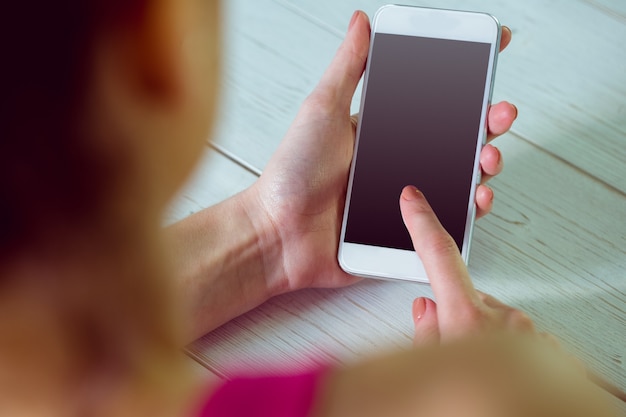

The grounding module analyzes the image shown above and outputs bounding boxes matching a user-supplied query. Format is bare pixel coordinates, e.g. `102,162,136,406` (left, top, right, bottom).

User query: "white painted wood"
216,0,626,192
582,0,626,19
209,0,346,173
188,136,626,390
164,147,257,225
184,354,220,384
178,0,626,407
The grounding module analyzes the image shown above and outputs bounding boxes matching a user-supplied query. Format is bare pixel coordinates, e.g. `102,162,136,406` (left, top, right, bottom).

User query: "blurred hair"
0,1,191,414
0,0,149,259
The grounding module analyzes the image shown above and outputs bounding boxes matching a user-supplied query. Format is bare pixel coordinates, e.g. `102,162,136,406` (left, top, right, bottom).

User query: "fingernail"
413,298,426,320
495,146,503,167
401,186,422,201
503,26,512,37
349,11,360,31
512,104,518,119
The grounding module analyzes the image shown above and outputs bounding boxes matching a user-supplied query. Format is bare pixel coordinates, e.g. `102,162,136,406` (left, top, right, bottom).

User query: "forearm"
166,187,286,341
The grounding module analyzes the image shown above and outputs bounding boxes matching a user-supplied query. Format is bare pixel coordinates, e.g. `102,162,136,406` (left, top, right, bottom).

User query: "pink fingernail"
401,186,422,201
413,298,426,320
494,146,503,166
349,11,360,31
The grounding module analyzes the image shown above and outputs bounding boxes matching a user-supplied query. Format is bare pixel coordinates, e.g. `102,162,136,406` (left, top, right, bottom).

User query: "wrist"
166,187,287,340
238,185,291,298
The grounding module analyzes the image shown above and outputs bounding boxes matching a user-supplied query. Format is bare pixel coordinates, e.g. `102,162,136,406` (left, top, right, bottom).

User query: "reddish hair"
0,1,192,414
0,1,149,260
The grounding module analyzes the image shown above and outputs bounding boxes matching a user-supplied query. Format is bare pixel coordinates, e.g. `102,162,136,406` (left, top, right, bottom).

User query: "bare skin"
310,186,615,417
2,0,614,414
168,12,518,341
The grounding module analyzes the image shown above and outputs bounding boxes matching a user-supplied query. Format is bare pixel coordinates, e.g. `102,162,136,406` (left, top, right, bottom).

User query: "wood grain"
174,0,626,408
165,147,257,225
218,0,626,191
188,135,626,386
582,0,626,20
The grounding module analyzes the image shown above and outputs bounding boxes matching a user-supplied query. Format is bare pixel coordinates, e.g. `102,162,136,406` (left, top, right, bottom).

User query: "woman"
0,0,612,416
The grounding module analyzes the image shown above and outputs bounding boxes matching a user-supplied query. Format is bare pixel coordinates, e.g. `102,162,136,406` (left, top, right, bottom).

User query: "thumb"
412,297,440,345
315,11,370,110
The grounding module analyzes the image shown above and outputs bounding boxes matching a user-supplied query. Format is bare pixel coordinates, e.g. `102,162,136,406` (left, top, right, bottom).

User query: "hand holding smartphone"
338,5,501,282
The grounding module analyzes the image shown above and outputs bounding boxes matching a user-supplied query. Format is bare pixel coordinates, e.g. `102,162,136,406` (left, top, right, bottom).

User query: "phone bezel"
338,5,501,283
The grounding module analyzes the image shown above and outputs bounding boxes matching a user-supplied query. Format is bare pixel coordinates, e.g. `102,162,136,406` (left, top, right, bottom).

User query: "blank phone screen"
344,33,492,251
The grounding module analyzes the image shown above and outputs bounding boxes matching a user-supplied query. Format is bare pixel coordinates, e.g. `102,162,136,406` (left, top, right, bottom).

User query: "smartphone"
338,5,501,282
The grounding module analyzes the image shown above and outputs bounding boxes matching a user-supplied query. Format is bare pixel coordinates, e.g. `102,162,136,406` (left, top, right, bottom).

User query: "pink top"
197,369,325,417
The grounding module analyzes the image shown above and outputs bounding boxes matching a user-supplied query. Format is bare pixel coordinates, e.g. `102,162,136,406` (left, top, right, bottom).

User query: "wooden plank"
165,147,257,225
188,135,626,389
216,0,626,192
184,354,221,384
210,0,351,173
179,0,626,406
582,0,626,20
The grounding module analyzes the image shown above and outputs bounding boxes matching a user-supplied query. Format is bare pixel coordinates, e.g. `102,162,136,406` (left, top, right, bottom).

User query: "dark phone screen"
344,33,492,251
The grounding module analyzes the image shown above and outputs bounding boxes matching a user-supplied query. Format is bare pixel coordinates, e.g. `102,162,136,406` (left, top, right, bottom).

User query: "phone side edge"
460,13,501,265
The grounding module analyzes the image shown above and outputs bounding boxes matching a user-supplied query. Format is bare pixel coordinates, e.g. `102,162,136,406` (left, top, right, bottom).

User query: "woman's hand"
248,11,516,293
400,185,536,343
401,185,590,379
170,12,516,339
314,187,609,417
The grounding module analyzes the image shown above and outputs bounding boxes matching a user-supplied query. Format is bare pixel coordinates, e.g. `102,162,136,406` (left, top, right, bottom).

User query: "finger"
315,11,370,110
350,113,359,132
479,144,503,184
477,290,508,308
399,186,478,309
538,332,561,350
412,297,440,345
478,291,535,332
499,26,512,52
507,309,535,333
567,353,587,376
486,101,517,143
475,185,494,219
588,369,626,402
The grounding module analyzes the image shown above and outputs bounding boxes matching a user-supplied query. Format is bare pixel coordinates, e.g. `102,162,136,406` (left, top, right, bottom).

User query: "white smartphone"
338,5,501,282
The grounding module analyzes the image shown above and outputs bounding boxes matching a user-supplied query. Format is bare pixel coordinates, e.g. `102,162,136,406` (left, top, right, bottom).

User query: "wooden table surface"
167,0,626,408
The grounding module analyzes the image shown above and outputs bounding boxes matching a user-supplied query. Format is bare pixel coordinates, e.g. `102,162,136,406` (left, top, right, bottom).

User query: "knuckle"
350,114,359,130
478,291,503,308
303,90,339,117
477,290,491,302
423,231,459,258
456,304,486,328
539,332,561,349
508,309,534,332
